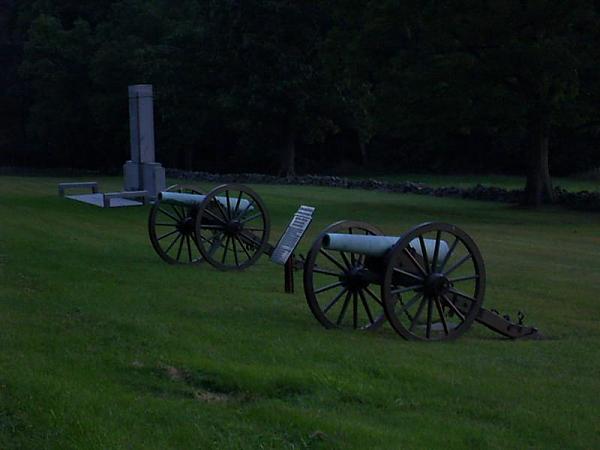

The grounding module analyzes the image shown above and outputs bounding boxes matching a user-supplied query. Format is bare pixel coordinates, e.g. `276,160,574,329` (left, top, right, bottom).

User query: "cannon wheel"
381,222,486,341
304,220,387,331
148,185,205,265
195,184,270,271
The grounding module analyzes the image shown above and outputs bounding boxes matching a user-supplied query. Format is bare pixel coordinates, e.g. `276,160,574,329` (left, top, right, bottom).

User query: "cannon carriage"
303,220,540,341
148,183,314,289
148,183,271,270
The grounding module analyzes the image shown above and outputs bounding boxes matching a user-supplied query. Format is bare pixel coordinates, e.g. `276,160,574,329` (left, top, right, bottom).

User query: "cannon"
148,183,272,270
303,220,541,341
148,183,314,281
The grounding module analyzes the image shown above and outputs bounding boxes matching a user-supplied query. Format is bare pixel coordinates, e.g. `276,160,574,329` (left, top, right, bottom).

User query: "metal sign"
271,205,315,265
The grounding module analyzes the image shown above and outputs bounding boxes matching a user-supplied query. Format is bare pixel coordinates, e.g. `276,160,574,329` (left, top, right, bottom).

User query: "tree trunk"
358,137,368,166
525,124,554,207
279,117,296,177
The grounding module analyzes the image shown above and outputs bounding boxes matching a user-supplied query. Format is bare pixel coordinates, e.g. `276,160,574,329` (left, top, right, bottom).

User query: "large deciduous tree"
423,1,600,206
435,0,600,205
321,0,376,166
331,1,600,205
225,0,334,176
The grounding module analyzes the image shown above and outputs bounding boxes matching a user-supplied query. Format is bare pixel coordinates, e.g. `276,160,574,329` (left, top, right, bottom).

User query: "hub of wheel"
341,266,370,292
224,219,242,236
423,273,451,297
177,217,195,235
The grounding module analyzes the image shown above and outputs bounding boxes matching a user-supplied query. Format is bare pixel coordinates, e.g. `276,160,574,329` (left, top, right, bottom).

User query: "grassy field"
1,176,599,449
350,173,600,192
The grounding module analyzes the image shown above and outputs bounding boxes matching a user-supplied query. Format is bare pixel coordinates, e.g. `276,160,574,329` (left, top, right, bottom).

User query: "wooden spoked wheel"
382,222,486,341
194,184,270,271
304,220,387,331
148,185,205,264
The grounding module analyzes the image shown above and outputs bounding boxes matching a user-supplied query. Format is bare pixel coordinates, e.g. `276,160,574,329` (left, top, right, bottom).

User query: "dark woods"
1,0,600,205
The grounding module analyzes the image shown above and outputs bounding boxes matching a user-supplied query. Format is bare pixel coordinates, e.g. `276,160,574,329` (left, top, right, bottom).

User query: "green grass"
349,173,600,192
1,176,599,449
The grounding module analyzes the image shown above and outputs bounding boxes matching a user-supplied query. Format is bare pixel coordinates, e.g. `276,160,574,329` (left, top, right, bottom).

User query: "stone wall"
165,169,600,211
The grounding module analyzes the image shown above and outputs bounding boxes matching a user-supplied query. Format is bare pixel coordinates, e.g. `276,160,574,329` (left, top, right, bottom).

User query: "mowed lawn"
0,176,599,449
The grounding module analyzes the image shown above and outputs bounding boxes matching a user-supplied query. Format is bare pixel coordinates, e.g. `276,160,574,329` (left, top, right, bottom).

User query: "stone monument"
123,84,165,199
58,84,165,207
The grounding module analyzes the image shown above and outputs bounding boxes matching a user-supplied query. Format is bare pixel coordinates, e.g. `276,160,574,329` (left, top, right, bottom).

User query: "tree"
92,0,215,171
223,0,335,176
328,1,600,204
20,14,95,167
8,0,600,184
321,0,376,166
421,1,600,206
0,0,24,165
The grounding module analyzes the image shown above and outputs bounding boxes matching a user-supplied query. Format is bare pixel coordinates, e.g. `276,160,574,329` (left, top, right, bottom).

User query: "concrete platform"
66,193,143,208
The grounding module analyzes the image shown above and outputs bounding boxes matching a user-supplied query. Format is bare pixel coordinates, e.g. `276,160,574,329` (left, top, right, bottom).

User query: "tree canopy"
1,0,599,204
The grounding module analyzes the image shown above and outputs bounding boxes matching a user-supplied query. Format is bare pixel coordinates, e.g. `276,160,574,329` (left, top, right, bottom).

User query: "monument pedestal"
123,161,165,199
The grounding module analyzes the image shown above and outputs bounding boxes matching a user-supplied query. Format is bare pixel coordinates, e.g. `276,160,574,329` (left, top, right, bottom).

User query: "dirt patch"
193,390,230,403
147,364,309,404
152,364,251,403
163,365,185,382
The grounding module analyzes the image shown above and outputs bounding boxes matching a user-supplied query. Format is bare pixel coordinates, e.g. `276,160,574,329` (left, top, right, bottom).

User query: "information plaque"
270,205,315,265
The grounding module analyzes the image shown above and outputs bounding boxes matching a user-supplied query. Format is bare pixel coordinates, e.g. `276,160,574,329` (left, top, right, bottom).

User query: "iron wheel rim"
304,220,387,331
195,184,270,271
382,222,486,341
148,185,205,265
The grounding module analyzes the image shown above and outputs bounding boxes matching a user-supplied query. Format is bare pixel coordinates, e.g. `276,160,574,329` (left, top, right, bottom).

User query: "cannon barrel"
323,233,449,259
158,191,253,211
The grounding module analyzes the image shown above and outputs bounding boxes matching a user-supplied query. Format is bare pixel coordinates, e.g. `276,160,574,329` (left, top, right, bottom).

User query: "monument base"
123,160,165,199
65,193,144,208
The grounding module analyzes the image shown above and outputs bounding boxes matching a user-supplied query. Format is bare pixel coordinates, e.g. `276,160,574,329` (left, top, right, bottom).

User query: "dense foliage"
1,0,600,203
